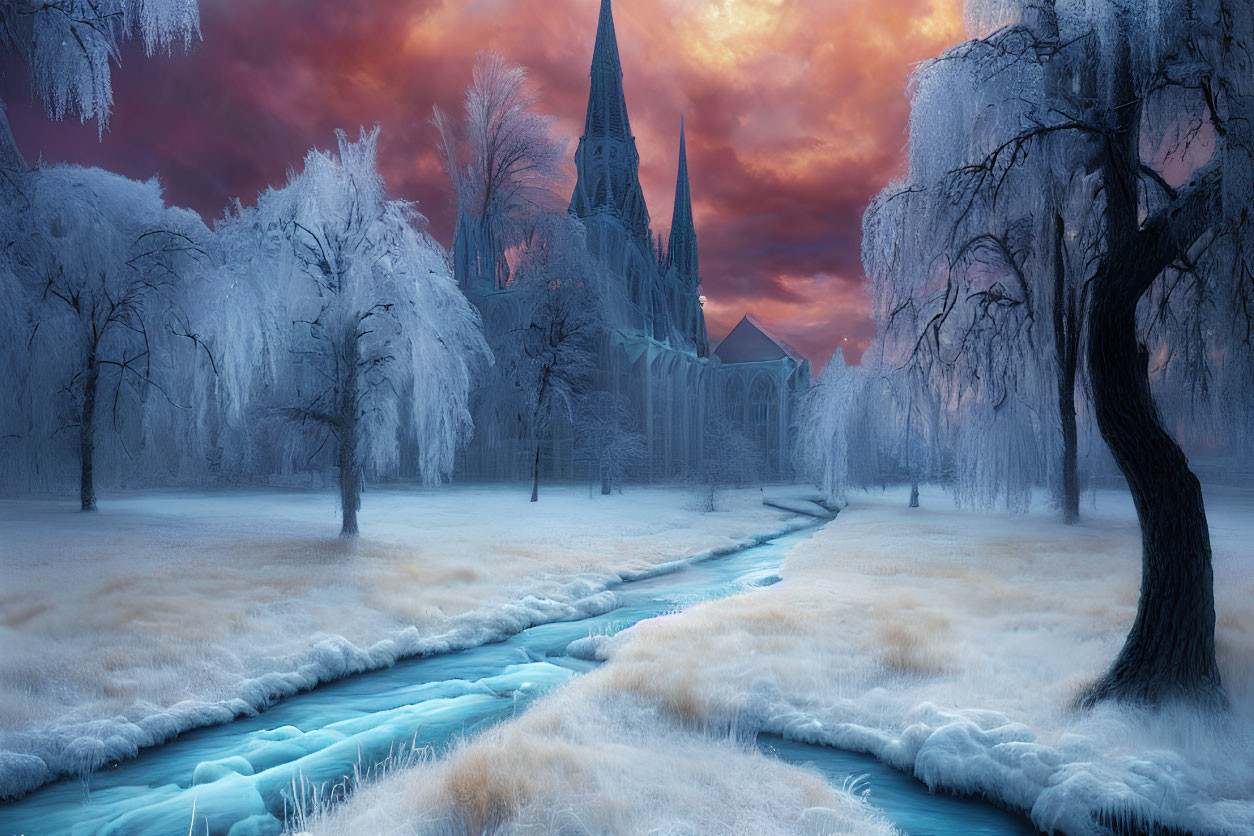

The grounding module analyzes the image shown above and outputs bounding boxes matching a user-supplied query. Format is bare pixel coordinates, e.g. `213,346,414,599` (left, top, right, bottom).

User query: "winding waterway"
0,524,1037,835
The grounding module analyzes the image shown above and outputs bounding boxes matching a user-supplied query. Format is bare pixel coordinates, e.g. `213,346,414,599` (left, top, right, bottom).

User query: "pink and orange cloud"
1,0,965,367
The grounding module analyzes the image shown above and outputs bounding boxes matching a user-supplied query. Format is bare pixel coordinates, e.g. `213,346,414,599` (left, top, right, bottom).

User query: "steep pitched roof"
713,315,805,364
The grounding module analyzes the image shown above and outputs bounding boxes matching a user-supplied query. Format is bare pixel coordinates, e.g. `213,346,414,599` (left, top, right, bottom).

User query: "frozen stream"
0,525,1036,835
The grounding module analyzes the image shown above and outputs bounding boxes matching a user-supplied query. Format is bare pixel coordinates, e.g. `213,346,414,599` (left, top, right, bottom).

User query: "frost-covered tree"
499,213,602,502
878,0,1254,706
888,367,940,510
795,349,865,505
575,391,645,496
216,127,488,536
859,259,954,510
1073,0,1250,708
863,23,1101,520
693,417,763,513
0,103,29,466
434,51,566,290
844,367,897,494
0,0,200,133
3,164,211,508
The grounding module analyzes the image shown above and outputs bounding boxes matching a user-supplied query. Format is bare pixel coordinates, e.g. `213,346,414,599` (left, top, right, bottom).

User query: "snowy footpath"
309,486,1254,836
0,483,808,800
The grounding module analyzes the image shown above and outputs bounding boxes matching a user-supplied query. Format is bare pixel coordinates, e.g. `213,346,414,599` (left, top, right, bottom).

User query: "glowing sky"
1,0,965,366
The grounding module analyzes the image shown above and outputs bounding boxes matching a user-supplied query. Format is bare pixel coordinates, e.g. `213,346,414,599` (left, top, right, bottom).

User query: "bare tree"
498,213,601,503
433,51,566,290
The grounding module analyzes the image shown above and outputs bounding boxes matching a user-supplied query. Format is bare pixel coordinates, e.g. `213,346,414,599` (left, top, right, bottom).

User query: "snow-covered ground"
299,671,899,836
0,483,806,800
312,486,1254,835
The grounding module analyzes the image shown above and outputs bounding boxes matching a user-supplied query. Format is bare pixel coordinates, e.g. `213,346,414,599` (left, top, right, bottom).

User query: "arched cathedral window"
749,374,779,466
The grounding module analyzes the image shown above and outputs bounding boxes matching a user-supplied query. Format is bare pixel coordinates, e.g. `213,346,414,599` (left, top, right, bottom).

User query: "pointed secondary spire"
584,0,632,140
666,116,698,279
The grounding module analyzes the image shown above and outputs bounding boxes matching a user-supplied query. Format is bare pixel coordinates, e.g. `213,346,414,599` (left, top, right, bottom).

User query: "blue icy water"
0,526,1037,835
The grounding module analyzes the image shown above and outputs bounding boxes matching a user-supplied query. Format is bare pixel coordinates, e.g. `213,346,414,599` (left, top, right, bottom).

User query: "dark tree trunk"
530,442,541,502
1084,262,1222,707
1082,40,1222,706
531,370,552,503
1052,212,1080,524
79,356,99,512
337,427,360,538
600,464,611,496
906,397,919,508
338,333,361,538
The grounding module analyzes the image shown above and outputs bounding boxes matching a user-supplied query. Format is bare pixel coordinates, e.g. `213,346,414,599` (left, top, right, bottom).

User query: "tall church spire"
666,116,698,279
570,0,650,236
584,0,631,140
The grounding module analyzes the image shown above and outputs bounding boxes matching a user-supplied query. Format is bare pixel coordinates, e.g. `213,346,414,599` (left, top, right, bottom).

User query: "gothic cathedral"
458,0,809,484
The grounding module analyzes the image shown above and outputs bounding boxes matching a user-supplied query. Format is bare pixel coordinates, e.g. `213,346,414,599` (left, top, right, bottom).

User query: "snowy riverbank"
311,485,1254,835
583,486,1254,834
0,483,808,800
300,673,901,836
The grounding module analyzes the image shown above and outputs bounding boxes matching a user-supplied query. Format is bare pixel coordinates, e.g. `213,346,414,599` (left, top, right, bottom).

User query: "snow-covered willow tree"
216,127,488,536
433,50,566,290
859,230,959,511
842,366,898,493
0,0,206,501
0,0,200,133
887,363,948,509
1,164,212,508
876,0,1254,707
863,11,1105,520
795,349,865,505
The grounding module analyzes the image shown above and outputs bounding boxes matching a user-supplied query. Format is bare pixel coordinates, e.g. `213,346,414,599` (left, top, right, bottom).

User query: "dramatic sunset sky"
1,0,966,367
